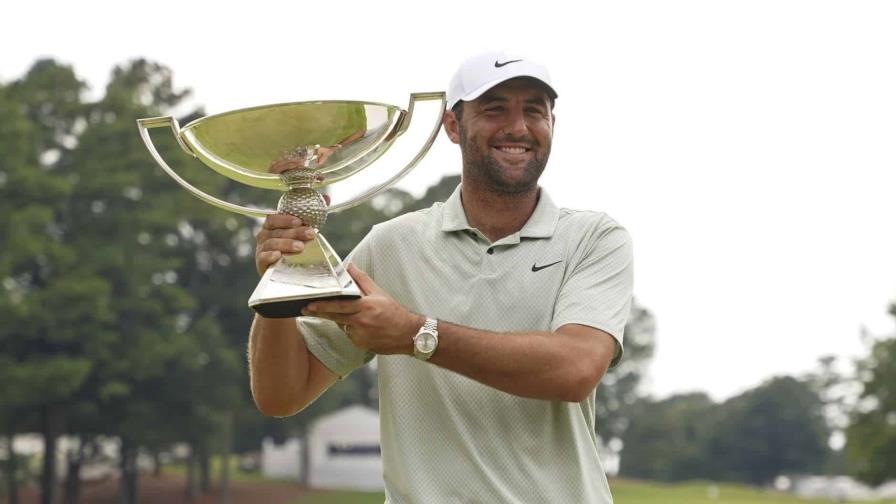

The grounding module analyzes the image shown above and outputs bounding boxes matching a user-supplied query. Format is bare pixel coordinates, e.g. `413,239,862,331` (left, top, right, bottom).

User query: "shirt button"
487,248,494,255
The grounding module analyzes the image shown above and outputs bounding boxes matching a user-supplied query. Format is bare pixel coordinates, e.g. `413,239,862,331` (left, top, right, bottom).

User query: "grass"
162,456,282,485
611,479,896,503
290,480,896,504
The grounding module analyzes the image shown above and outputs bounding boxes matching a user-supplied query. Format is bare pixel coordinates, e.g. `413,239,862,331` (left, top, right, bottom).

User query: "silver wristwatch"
412,317,439,361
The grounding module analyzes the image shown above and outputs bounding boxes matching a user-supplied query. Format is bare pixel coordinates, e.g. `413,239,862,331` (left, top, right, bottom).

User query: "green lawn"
291,480,896,504
163,457,276,484
612,479,896,503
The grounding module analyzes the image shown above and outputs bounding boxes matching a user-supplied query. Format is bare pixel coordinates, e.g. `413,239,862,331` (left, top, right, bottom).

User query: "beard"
459,126,550,195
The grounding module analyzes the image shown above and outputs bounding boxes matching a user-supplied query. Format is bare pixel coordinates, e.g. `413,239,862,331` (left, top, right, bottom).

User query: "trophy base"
251,294,361,319
248,234,362,318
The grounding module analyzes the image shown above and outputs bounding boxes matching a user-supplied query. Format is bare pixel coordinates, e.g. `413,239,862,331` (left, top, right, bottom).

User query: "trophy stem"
251,163,360,318
277,148,327,228
249,233,361,318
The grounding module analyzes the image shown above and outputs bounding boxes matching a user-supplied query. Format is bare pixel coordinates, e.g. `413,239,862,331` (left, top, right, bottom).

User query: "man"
249,52,633,503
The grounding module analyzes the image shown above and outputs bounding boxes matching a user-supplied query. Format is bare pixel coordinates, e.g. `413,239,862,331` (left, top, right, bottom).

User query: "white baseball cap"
446,51,558,110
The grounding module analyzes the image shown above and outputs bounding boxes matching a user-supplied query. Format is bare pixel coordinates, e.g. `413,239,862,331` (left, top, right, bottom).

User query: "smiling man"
249,52,634,503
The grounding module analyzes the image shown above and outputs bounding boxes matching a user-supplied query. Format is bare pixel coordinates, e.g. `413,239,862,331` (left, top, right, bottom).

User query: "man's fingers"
258,238,306,254
305,300,361,315
309,313,353,326
262,214,303,230
262,226,317,241
347,263,383,296
256,250,282,274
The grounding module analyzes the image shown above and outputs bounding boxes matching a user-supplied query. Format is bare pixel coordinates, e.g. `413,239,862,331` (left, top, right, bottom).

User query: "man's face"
446,78,555,194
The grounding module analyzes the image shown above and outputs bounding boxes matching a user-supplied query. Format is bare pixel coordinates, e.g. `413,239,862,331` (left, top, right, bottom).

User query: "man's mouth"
493,145,532,154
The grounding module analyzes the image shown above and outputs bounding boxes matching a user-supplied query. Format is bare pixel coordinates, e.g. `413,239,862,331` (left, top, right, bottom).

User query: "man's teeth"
496,146,528,154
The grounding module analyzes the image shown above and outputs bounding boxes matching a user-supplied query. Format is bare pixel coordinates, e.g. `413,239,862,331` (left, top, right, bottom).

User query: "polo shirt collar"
440,184,560,239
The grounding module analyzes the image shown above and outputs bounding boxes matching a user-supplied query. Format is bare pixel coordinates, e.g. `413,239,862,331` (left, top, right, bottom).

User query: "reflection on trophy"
137,93,446,317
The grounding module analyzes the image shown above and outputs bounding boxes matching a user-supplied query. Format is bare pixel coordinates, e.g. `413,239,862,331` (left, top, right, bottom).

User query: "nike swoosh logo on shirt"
531,260,562,272
494,59,523,68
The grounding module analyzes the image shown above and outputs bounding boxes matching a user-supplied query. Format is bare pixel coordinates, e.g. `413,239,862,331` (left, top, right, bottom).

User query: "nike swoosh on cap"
494,59,523,68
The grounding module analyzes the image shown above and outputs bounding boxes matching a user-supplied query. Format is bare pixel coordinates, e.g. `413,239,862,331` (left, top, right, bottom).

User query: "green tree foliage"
846,306,896,486
0,58,259,503
596,301,656,443
705,376,830,485
619,393,715,481
621,377,830,485
0,59,110,504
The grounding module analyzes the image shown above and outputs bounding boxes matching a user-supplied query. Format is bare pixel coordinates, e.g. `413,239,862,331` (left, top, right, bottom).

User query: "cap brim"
455,76,558,108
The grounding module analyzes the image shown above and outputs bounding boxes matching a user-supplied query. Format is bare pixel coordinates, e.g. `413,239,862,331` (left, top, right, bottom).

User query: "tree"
0,59,110,504
619,392,715,480
0,57,262,504
705,376,830,485
595,301,656,445
845,303,896,485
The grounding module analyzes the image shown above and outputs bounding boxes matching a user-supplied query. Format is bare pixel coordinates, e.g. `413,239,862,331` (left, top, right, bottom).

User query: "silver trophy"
137,93,445,317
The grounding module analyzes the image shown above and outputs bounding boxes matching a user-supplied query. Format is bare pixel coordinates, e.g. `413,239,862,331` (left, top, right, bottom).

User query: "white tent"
308,405,383,490
261,437,302,480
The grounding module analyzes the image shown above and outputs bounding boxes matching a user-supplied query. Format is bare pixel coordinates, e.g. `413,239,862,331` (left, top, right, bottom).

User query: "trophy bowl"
137,92,446,318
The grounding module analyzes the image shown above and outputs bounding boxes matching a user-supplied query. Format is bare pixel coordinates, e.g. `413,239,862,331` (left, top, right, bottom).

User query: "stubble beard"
459,125,550,195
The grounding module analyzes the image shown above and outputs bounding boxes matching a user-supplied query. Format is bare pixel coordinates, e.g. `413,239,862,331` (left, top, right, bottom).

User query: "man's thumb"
347,263,382,296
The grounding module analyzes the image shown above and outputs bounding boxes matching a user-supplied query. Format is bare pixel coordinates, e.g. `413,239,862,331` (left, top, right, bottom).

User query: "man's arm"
304,264,618,403
429,322,616,402
248,213,338,417
248,315,337,417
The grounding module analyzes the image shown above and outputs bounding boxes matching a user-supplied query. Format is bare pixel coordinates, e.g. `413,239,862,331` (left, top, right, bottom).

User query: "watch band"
413,317,439,360
421,317,438,333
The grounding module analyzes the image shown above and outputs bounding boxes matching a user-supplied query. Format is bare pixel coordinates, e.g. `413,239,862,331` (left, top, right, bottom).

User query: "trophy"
137,92,446,318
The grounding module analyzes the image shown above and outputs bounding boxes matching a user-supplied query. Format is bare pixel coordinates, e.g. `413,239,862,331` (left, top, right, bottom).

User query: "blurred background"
2,1,895,503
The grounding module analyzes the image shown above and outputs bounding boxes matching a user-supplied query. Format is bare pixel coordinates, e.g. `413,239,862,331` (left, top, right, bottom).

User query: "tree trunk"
185,444,199,502
152,449,162,477
63,437,85,504
119,438,138,504
199,444,210,494
299,424,310,487
359,364,378,408
4,423,18,504
40,404,63,504
217,414,232,504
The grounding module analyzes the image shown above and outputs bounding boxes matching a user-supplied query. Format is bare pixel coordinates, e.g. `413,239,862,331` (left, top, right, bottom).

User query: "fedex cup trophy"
137,92,446,317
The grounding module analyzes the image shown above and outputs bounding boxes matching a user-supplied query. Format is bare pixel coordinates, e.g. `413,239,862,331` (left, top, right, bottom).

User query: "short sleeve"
551,222,633,368
299,232,377,378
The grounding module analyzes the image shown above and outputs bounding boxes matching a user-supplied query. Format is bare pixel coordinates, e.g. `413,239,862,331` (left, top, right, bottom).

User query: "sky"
4,0,895,401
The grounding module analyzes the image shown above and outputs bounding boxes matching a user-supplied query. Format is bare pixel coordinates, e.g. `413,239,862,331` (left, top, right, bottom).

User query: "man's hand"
254,214,319,276
302,264,424,355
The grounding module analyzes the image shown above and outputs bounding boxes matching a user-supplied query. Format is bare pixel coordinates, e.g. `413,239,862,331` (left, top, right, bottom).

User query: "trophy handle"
327,91,446,213
137,116,274,219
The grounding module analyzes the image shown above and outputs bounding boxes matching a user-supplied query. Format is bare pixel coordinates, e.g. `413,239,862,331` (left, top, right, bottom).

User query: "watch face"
415,332,437,353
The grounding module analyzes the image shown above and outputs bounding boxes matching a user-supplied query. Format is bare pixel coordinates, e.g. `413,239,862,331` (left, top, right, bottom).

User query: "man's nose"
503,108,528,137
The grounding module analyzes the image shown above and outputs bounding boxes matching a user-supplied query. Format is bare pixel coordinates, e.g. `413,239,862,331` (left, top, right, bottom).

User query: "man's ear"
443,109,461,144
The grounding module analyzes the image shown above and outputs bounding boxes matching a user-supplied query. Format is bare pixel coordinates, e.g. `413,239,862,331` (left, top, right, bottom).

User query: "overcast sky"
4,0,895,401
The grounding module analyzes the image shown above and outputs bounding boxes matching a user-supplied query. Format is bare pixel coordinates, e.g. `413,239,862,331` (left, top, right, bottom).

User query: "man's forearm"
428,321,615,402
248,315,309,416
302,266,616,403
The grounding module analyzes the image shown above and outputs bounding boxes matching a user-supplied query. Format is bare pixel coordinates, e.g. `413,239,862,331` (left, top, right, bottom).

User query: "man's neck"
460,182,539,243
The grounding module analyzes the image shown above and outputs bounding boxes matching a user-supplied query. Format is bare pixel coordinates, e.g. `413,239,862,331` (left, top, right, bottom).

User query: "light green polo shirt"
299,184,633,503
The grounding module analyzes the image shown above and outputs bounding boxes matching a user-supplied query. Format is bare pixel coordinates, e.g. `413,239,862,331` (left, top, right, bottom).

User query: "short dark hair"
451,102,465,122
